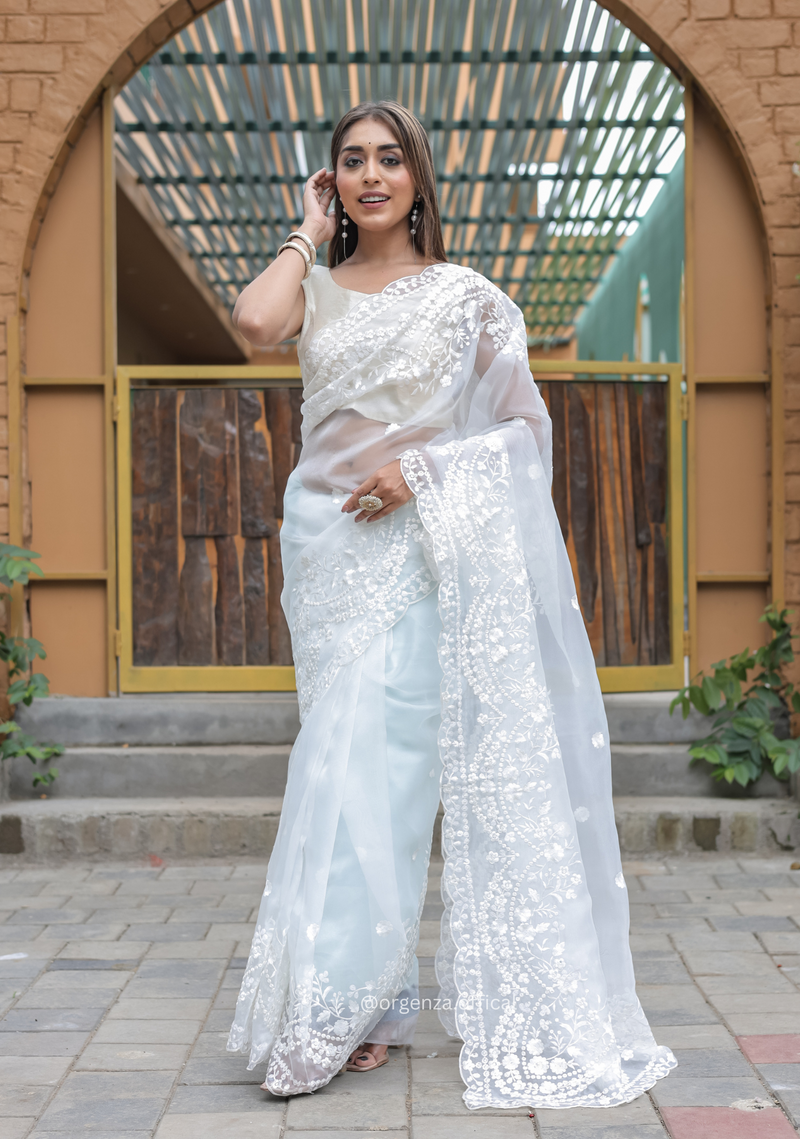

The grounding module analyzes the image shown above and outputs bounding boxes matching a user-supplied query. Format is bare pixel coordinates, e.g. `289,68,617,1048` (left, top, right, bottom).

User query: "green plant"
670,605,800,788
0,543,63,788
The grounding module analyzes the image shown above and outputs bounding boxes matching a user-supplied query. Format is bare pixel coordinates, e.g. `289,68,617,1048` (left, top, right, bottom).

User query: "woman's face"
335,117,417,234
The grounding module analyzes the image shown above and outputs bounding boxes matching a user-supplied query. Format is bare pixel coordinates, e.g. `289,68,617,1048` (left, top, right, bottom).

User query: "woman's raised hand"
342,459,414,522
302,168,337,248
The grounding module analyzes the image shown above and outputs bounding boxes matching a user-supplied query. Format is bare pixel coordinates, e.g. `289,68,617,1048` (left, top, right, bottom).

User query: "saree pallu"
228,263,676,1108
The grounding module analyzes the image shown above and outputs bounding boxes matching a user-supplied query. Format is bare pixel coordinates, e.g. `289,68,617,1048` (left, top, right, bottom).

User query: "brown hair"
327,101,447,268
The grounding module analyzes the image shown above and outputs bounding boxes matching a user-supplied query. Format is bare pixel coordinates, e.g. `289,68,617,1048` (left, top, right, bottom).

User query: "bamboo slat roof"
115,0,684,345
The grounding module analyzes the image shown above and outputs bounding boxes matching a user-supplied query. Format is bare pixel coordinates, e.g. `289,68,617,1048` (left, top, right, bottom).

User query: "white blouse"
299,264,451,429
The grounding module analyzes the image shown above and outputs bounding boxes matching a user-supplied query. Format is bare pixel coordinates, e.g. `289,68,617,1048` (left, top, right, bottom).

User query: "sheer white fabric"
228,262,676,1108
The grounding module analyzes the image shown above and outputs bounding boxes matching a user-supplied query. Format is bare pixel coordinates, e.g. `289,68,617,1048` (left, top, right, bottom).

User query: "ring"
358,494,383,513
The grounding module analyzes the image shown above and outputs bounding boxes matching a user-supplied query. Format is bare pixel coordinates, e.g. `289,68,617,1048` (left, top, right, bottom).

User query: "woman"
227,100,676,1109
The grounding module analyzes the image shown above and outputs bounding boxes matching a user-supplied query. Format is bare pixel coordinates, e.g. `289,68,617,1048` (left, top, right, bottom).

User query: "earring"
342,205,349,259
410,199,419,261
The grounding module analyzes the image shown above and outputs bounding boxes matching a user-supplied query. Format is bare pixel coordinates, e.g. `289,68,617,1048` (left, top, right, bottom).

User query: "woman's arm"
232,169,337,348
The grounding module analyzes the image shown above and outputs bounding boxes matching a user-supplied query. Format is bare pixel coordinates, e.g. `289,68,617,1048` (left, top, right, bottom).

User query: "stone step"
1,795,797,861
5,741,790,803
16,693,301,747
609,744,791,799
16,691,706,748
7,745,291,800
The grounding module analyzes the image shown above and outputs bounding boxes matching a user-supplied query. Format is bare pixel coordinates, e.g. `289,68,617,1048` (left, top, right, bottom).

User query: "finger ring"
358,494,383,513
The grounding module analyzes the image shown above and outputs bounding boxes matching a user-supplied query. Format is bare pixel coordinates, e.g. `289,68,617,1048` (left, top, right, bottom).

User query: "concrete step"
5,741,790,803
7,745,291,800
16,693,301,747
1,795,797,862
610,744,791,798
16,691,706,748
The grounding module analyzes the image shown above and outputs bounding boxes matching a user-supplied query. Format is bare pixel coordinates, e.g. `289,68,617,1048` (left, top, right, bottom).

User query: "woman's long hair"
327,101,447,267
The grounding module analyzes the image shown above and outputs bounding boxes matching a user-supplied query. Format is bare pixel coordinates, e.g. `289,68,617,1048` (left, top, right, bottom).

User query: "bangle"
277,239,312,279
287,231,317,265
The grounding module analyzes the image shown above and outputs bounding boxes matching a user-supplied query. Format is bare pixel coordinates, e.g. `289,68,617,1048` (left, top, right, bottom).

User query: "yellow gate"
116,360,684,694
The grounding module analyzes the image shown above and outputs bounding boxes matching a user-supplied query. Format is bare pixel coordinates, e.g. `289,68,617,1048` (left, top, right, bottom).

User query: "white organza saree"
227,262,676,1108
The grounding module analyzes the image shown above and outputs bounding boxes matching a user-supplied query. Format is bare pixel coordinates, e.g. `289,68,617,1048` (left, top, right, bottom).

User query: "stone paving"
0,853,799,1138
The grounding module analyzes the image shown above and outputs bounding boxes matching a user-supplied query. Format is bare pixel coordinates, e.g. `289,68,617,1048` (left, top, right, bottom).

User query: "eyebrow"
341,142,402,153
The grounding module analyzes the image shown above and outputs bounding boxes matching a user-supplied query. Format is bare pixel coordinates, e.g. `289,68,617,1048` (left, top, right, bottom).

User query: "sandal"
344,1044,389,1072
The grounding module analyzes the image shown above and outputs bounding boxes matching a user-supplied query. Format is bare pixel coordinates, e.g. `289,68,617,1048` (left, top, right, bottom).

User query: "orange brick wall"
0,0,798,615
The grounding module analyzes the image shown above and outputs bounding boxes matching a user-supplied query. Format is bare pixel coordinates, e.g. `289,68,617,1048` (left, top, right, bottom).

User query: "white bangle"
287,231,317,264
277,239,312,279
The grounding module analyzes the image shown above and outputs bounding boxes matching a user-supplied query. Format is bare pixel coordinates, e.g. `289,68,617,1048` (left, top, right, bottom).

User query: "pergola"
115,0,684,346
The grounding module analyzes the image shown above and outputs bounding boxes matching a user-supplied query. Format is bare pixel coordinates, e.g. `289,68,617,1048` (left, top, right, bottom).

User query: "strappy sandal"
344,1045,389,1072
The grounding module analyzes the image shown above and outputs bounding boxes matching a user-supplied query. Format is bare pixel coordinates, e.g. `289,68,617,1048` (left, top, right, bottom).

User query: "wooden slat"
131,390,179,666
266,387,294,519
243,537,270,665
238,389,277,537
548,382,569,541
214,535,245,665
567,384,597,623
178,536,213,665
180,388,239,537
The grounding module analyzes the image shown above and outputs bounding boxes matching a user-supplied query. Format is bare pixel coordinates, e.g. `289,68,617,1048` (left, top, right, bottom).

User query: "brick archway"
0,0,795,634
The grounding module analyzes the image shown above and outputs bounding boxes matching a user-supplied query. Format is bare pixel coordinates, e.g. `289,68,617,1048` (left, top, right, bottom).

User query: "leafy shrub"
0,543,63,788
670,605,800,787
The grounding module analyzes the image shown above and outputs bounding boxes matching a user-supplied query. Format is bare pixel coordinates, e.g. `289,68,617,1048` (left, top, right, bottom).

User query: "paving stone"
30,1133,151,1139
686,890,766,904
411,1057,462,1082
161,867,235,881
738,1035,800,1064
671,931,761,952
116,880,191,895
57,941,151,960
167,1083,283,1112
122,924,210,942
123,976,221,1001
155,1112,283,1137
651,1075,772,1107
667,1048,753,1077
0,1055,72,1084
76,1042,191,1070
757,1065,800,1126
35,1071,177,1131
0,1008,106,1032
725,1014,800,1035
93,1019,203,1046
660,1105,798,1139
89,907,173,924
537,1127,666,1138
708,916,799,932
15,986,122,1009
408,1032,465,1058
14,870,91,884
761,932,800,954
188,1031,230,1057
42,923,129,941
169,908,252,924
179,1056,257,1084
206,924,255,940
203,1008,236,1032
534,1096,662,1126
0,1031,89,1056
0,1121,37,1139
0,1084,54,1114
0,958,44,978
28,969,131,989
707,992,800,1013
40,880,121,896
635,985,719,1025
735,901,800,917
145,941,235,960
412,1082,530,1115
681,952,780,976
695,973,797,995
6,908,93,925
411,1120,535,1137
108,999,212,1020
0,923,46,940
286,1090,407,1129
656,904,738,918
633,960,693,984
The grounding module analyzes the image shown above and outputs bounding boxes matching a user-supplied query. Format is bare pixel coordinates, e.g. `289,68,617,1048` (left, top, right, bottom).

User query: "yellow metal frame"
117,367,302,692
117,361,683,694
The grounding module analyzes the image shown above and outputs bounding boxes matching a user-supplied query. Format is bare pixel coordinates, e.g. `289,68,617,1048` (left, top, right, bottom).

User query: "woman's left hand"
342,459,414,522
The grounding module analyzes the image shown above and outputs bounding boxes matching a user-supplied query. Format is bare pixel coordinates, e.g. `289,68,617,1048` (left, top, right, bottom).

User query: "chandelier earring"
341,204,349,259
410,198,420,262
